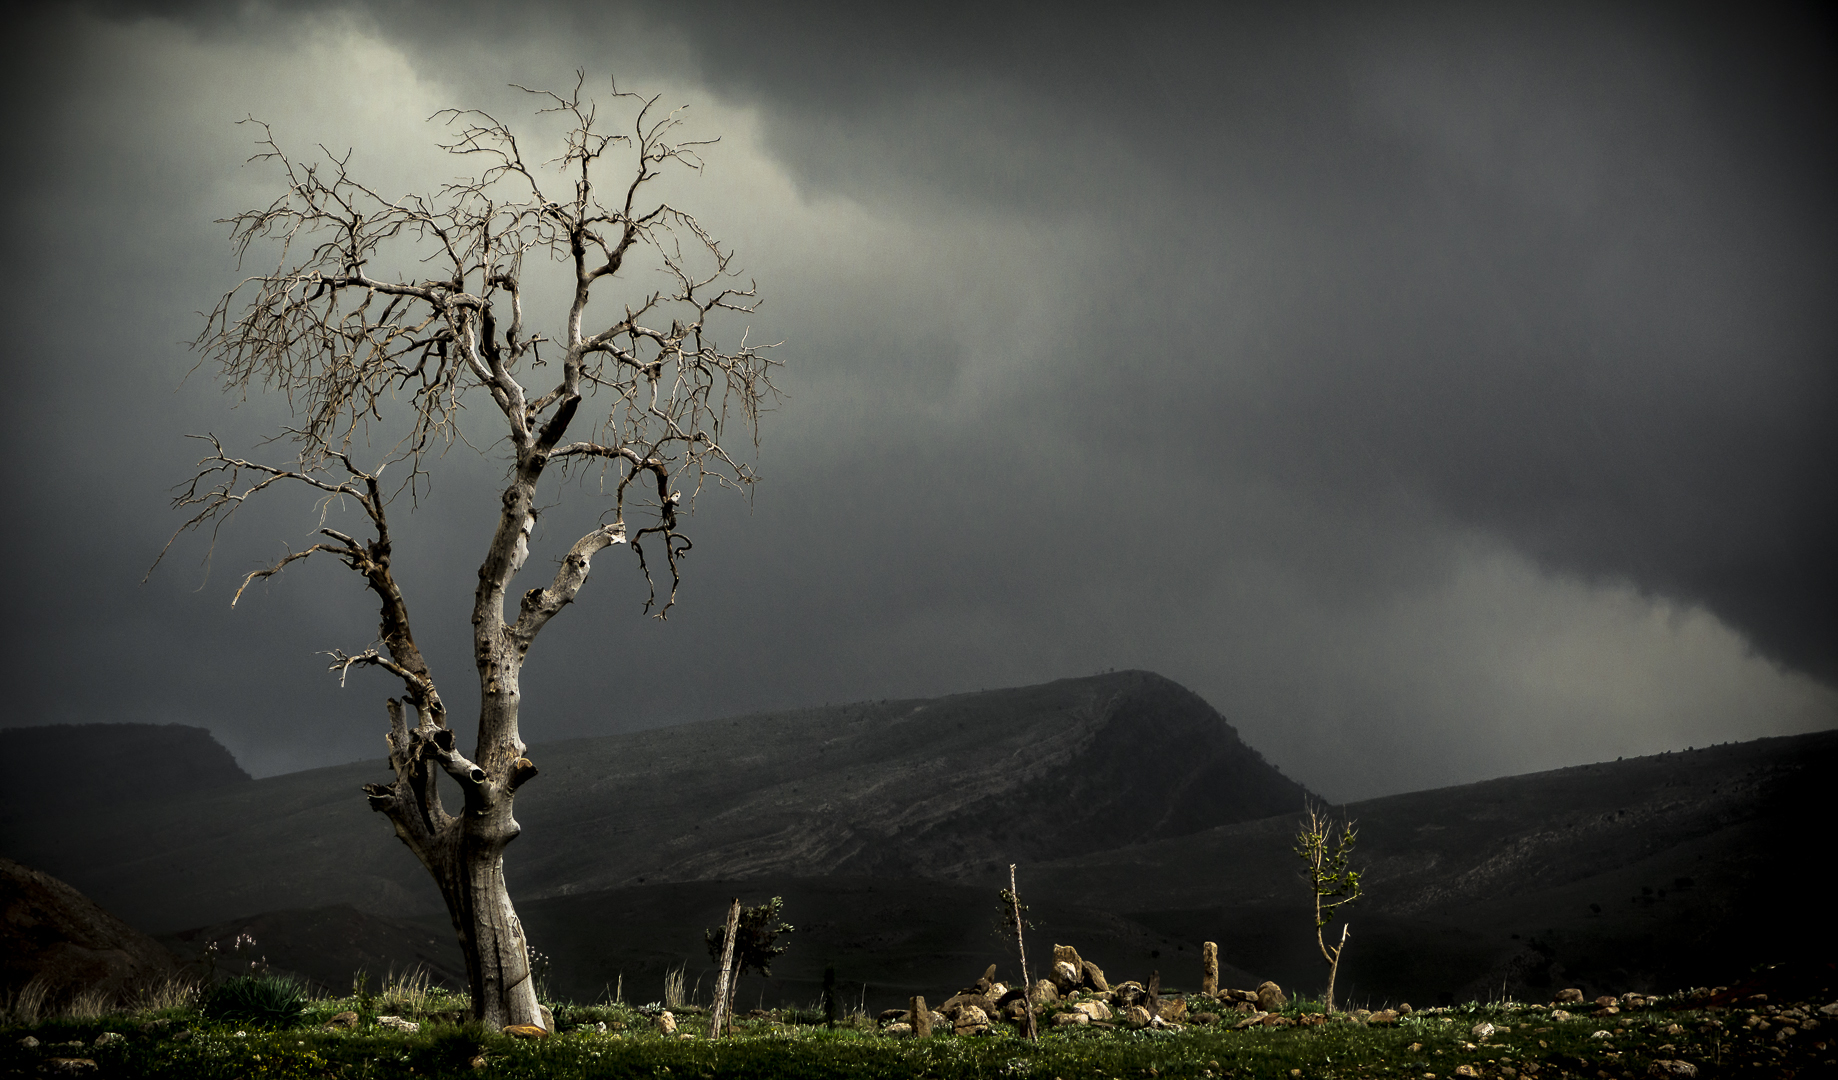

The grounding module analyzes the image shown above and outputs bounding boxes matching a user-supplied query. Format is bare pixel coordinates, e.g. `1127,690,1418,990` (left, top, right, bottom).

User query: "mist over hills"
2,672,1827,1010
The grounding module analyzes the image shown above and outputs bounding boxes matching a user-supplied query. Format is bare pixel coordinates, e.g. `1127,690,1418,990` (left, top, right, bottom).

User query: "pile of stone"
877,942,1329,1036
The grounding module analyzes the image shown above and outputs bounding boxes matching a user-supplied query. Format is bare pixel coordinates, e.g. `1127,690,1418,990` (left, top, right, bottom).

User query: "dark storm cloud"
1,0,1831,800
621,0,1838,681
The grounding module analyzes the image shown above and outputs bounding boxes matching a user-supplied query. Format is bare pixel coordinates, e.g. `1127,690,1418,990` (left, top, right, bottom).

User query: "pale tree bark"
152,75,779,1030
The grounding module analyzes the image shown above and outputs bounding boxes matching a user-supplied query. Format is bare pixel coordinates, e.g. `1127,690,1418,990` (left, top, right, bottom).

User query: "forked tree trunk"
431,830,540,1029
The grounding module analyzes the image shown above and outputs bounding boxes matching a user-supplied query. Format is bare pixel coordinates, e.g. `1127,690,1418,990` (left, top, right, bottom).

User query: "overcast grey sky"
1,0,1832,802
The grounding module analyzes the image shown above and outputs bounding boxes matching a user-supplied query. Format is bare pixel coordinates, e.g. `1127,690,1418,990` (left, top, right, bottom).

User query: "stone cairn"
873,941,1384,1035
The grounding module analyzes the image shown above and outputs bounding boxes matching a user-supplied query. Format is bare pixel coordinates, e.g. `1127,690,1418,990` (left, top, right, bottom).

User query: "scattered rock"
1368,1009,1400,1025
92,1032,122,1047
538,1003,554,1032
1554,988,1585,1004
1052,960,1081,991
877,1008,909,1024
45,1061,98,1075
1454,1066,1480,1078
468,1053,487,1069
1594,996,1619,1009
19,1036,40,1048
1648,1062,1698,1078
1471,1021,1495,1040
653,1012,677,1036
1550,1009,1573,1021
377,1015,420,1033
1158,997,1188,1023
1189,1012,1219,1025
1031,979,1059,1006
1256,980,1287,1012
1233,1011,1270,1029
1054,1010,1089,1027
325,1011,360,1030
1121,1005,1153,1028
883,1022,913,1037
1074,1000,1113,1022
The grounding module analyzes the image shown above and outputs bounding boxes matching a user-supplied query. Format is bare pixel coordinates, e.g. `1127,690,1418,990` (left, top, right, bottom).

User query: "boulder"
653,1012,677,1035
1113,980,1145,1007
1157,997,1188,1023
502,1024,548,1039
1053,1010,1089,1027
883,1022,913,1037
911,995,932,1038
378,1016,420,1034
325,1011,360,1030
1073,1000,1113,1022
1030,979,1059,1006
1554,988,1585,1004
1121,1005,1153,1028
954,1005,990,1035
1256,981,1287,1012
1368,1009,1400,1025
1082,959,1110,992
1471,1021,1495,1040
1051,960,1081,991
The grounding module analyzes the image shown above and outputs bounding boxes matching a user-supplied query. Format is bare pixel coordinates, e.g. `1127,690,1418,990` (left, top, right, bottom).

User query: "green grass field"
4,982,1831,1078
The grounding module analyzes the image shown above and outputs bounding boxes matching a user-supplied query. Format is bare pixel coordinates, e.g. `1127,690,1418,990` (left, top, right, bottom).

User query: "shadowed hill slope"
0,671,1306,931
0,858,178,1001
1025,729,1838,1004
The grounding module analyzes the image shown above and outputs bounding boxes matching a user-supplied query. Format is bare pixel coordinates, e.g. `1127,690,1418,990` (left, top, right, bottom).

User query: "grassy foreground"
4,985,1833,1079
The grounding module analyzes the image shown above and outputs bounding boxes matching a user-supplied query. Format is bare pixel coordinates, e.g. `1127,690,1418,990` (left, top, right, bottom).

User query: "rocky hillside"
0,858,177,1002
0,671,1307,931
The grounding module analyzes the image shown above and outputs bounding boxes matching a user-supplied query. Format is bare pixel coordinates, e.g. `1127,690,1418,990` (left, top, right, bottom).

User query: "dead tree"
154,74,779,1030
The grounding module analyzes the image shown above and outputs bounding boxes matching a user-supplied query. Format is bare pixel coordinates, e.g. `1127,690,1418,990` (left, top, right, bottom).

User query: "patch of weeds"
201,973,308,1028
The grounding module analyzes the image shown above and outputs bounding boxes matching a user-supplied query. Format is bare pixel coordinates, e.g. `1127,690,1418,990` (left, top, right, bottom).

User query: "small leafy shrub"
202,973,307,1027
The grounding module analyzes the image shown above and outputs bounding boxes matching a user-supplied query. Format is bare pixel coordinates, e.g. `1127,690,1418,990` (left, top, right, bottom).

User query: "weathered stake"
911,994,931,1038
1202,940,1219,996
1007,863,1037,1041
708,898,740,1039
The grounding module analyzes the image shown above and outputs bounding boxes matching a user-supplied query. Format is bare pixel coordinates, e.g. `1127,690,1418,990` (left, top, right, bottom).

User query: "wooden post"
1147,969,1161,1022
1008,864,1037,1041
911,994,931,1038
708,898,740,1039
1201,941,1219,996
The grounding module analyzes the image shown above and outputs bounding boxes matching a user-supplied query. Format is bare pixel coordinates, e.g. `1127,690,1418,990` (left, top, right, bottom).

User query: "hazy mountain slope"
0,723,250,817
0,671,1305,931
